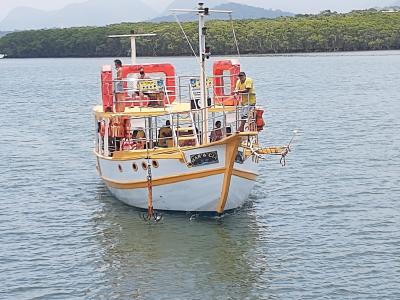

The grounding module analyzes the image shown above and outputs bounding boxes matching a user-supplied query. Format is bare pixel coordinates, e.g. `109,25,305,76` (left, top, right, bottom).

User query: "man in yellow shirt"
234,72,256,131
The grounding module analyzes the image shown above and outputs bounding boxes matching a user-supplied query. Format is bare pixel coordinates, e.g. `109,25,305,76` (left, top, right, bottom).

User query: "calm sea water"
0,52,399,299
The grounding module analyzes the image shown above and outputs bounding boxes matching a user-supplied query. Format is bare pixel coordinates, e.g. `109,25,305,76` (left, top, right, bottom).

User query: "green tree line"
1,10,400,58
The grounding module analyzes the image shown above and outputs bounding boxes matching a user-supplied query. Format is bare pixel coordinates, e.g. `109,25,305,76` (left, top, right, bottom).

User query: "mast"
108,32,156,65
171,3,232,144
130,36,137,64
198,2,208,144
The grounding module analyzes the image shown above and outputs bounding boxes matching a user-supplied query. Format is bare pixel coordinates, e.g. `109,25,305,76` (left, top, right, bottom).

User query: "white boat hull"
97,142,259,212
107,172,255,211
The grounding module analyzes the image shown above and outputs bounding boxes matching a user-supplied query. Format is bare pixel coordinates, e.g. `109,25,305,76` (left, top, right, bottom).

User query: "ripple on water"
0,54,400,299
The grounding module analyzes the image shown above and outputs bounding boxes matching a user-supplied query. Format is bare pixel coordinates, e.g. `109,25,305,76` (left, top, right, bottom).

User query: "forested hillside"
0,31,11,38
1,11,399,58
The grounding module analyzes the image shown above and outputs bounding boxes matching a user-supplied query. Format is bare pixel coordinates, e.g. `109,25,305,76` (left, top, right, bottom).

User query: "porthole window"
142,162,148,170
132,163,138,171
152,160,159,168
118,164,123,172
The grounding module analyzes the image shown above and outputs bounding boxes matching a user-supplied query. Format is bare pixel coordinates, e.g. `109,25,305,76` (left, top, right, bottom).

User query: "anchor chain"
141,156,162,223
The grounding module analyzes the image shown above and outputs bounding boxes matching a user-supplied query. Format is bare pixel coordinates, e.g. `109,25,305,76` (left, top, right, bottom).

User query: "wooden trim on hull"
101,167,257,189
232,169,258,181
103,167,225,189
216,135,242,213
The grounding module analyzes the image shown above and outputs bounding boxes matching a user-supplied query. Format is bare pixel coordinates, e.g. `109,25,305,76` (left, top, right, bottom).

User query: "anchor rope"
146,148,154,217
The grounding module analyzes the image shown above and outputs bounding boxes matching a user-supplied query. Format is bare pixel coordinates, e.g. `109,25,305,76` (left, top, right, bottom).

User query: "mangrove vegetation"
0,10,400,58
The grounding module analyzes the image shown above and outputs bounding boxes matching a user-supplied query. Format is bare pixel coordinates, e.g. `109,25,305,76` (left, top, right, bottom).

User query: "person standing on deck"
234,72,256,132
114,59,125,111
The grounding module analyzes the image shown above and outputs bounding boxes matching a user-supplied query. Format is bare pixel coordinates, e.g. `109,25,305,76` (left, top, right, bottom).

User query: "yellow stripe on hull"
101,167,257,189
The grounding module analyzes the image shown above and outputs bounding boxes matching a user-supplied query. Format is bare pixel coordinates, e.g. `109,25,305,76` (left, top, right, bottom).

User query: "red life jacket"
255,109,265,131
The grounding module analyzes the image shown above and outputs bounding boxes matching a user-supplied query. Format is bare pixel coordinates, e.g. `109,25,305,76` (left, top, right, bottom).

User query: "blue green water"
0,51,399,299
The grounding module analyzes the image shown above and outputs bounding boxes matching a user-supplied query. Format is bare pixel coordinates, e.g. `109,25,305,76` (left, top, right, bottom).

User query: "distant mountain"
379,0,400,8
0,0,294,30
163,0,226,12
0,0,157,30
150,2,294,22
371,0,400,10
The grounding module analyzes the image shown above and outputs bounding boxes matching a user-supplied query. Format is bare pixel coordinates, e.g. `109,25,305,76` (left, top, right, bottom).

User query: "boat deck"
93,103,238,117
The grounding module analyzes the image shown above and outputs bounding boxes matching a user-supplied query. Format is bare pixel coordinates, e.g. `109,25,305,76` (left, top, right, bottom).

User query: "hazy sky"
0,0,396,21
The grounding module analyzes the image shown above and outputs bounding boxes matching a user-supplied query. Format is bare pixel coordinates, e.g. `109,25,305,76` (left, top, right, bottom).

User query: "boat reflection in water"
91,185,270,299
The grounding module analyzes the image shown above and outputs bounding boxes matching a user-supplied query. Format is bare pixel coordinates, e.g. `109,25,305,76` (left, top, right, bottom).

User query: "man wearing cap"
234,72,256,131
135,66,150,81
134,66,150,91
131,66,151,105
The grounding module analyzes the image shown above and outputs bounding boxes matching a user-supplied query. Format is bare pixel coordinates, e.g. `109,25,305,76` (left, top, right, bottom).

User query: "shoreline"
1,49,400,59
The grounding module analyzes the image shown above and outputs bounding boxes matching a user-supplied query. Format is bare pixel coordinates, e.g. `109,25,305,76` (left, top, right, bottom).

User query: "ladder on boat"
162,78,199,147
172,111,199,147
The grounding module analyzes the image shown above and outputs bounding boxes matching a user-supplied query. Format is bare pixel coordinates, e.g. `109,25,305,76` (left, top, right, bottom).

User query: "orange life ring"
121,63,176,104
213,59,241,106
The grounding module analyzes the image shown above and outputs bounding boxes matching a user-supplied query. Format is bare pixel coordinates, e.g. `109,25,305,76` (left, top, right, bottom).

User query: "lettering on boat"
190,151,219,167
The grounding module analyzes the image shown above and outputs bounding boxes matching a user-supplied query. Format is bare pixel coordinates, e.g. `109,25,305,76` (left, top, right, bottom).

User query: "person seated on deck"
134,129,146,149
134,66,150,88
127,66,150,107
158,120,173,148
226,126,232,137
137,77,165,107
158,132,167,148
135,67,150,96
120,131,137,151
210,120,223,142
